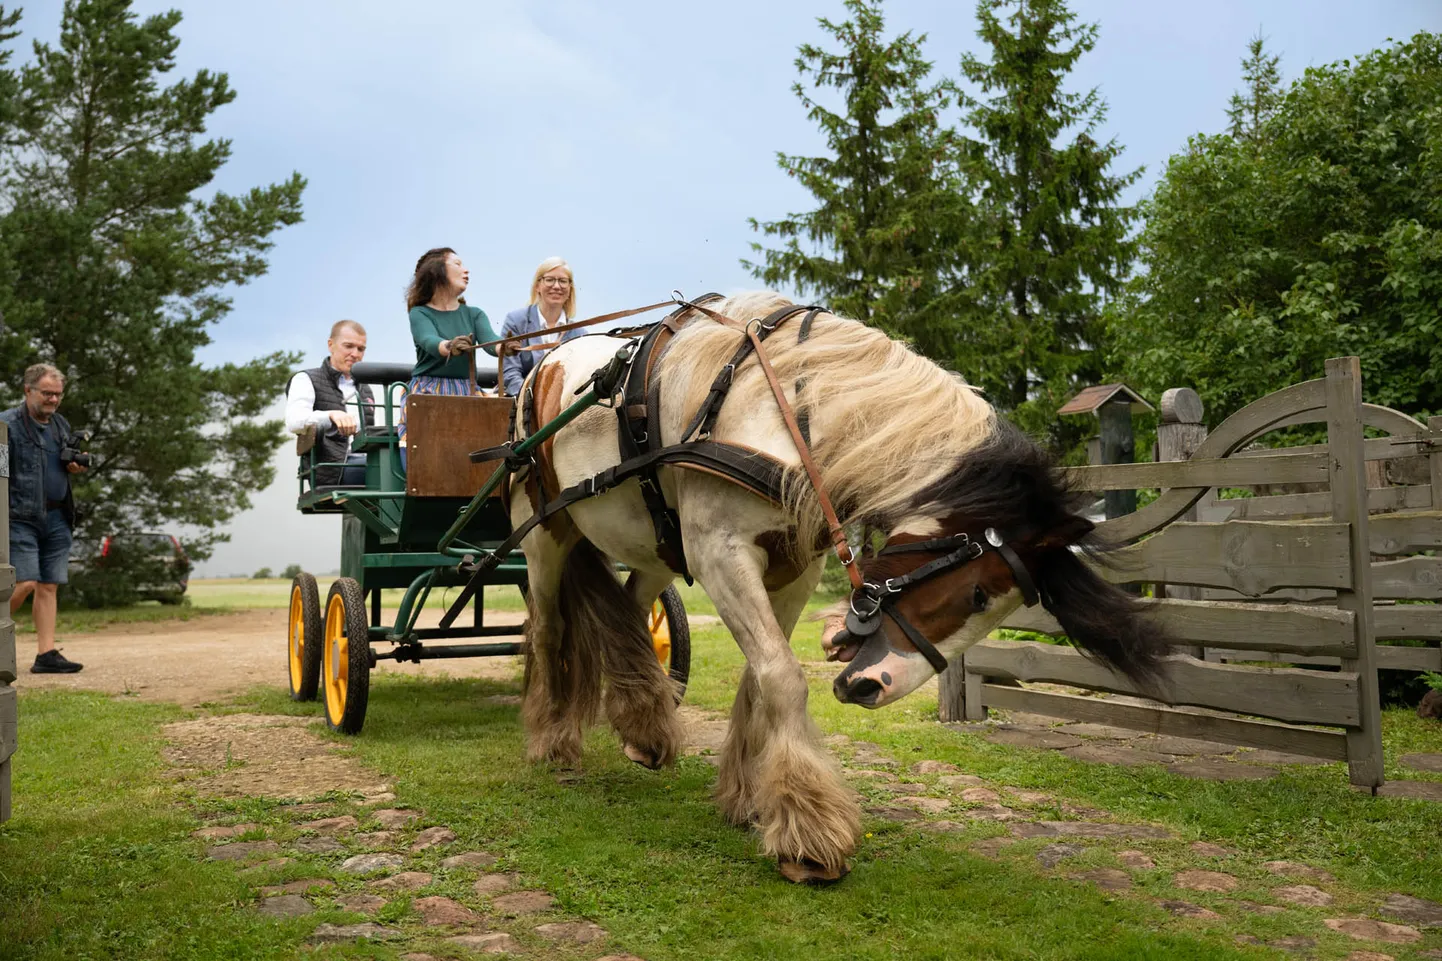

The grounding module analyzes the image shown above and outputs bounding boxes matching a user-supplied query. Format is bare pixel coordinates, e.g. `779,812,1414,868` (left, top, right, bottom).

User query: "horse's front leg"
514,509,586,767
693,536,858,883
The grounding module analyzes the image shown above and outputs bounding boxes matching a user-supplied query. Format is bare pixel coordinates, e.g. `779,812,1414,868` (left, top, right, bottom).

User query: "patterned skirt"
397,375,476,447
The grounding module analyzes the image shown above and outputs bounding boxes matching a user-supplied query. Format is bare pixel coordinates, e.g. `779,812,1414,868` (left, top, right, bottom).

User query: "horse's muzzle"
833,672,883,706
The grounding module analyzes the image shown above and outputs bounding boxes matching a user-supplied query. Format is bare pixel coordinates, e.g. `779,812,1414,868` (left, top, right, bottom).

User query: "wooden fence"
1,421,14,821
939,357,1441,789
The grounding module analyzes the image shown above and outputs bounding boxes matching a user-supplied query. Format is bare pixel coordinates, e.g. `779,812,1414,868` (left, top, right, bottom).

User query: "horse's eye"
972,586,988,612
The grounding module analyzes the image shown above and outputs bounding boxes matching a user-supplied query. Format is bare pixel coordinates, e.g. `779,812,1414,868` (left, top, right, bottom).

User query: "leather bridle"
841,528,1041,675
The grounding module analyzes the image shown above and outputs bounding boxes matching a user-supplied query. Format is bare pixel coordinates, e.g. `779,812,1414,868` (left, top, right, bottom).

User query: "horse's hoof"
623,743,663,770
778,857,851,885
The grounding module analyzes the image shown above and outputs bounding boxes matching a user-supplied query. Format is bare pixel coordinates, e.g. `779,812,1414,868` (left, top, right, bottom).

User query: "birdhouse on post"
1058,384,1154,520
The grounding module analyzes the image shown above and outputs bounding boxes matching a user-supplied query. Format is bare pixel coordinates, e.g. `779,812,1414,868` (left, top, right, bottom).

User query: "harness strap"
881,603,950,675
619,319,690,578
439,439,788,628
478,298,679,354
744,320,864,591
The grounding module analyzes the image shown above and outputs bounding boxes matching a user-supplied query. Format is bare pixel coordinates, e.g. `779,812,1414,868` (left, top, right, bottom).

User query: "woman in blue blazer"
500,257,585,396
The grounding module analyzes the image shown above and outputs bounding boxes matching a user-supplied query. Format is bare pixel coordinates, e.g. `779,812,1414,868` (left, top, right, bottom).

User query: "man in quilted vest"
284,320,374,487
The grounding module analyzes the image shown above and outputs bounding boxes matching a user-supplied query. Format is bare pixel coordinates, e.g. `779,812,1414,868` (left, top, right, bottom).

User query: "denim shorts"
10,508,73,584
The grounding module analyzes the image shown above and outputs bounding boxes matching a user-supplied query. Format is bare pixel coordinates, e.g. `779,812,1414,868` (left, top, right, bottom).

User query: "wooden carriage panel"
404,394,513,498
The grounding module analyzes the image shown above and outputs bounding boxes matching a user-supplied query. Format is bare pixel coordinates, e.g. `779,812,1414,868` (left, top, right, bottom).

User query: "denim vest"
0,405,74,526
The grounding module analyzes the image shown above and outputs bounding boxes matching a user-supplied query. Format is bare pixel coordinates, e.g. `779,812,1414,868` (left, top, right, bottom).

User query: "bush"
252,567,273,579
280,563,303,580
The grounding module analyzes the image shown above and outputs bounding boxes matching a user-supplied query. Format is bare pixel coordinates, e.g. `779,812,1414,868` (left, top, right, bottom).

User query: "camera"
60,429,93,469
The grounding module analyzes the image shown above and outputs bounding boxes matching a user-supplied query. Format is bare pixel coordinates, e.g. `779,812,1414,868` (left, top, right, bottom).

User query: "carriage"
285,360,690,734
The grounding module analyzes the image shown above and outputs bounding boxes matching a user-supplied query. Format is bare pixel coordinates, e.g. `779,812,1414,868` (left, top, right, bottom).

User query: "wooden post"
1099,398,1137,519
1156,388,1207,658
937,656,986,723
937,661,966,722
1325,357,1384,789
1429,415,1442,510
0,421,14,822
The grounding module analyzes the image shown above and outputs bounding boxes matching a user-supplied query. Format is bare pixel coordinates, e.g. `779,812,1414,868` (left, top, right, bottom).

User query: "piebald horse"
506,292,1165,883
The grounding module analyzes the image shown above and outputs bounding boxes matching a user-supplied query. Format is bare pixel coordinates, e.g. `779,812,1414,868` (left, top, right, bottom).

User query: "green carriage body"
286,360,688,734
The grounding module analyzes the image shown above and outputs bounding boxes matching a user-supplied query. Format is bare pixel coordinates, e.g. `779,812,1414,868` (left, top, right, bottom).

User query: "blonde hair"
660,292,996,553
529,257,576,317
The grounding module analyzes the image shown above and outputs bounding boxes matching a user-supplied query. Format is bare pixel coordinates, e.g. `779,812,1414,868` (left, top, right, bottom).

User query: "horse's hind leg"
593,569,683,770
697,541,857,882
518,521,589,767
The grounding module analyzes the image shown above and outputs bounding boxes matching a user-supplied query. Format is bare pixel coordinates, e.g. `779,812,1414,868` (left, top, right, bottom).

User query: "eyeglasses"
539,277,572,288
30,389,63,400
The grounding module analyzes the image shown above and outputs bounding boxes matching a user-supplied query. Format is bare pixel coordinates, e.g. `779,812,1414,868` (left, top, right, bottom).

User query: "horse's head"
829,422,1169,708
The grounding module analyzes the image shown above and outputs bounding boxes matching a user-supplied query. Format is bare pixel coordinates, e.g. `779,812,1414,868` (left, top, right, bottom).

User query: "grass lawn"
3,617,1440,960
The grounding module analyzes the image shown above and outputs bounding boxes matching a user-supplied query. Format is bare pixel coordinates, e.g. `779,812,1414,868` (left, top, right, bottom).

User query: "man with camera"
3,364,89,674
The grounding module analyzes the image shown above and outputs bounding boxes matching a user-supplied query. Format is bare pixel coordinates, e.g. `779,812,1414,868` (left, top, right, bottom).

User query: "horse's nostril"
847,676,883,705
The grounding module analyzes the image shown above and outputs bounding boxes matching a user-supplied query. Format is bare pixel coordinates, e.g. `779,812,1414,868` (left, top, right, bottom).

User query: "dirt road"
15,608,529,707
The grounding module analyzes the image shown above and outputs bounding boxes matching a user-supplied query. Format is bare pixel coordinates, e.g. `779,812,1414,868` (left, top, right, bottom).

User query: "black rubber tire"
287,573,323,702
322,577,371,734
657,585,691,702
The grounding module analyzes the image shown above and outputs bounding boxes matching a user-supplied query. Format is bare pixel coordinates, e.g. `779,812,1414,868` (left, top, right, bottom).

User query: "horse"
504,291,1167,883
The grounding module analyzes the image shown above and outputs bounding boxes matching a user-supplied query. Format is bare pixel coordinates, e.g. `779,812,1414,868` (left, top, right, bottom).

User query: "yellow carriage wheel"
322,577,372,734
651,585,690,702
286,573,323,701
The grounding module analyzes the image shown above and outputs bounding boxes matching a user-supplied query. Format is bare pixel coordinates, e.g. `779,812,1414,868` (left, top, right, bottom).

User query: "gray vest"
291,359,374,485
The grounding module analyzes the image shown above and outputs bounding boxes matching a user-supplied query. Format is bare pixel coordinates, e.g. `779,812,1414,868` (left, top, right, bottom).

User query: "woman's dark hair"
405,247,466,309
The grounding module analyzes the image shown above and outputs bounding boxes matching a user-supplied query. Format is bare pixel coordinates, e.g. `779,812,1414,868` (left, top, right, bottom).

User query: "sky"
13,0,1441,576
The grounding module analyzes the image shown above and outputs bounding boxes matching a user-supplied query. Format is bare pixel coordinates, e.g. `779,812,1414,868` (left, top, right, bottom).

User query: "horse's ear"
1032,514,1094,552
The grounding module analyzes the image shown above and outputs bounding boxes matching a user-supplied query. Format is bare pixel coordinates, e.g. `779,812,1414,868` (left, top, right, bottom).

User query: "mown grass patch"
5,616,1441,960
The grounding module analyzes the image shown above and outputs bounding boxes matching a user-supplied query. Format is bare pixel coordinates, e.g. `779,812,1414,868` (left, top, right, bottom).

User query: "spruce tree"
0,0,305,557
1226,33,1284,144
745,0,961,344
954,0,1141,452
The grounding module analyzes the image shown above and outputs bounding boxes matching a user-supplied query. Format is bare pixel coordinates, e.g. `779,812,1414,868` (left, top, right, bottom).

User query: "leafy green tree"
252,567,273,580
1111,33,1442,426
0,0,304,558
280,563,302,580
952,0,1142,452
1226,33,1284,144
745,0,963,343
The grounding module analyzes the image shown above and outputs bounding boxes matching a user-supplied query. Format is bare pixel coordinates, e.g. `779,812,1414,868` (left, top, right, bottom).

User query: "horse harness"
458,299,822,598
455,297,1041,668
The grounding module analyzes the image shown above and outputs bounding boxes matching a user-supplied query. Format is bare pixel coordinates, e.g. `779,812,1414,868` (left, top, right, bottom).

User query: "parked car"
68,532,190,607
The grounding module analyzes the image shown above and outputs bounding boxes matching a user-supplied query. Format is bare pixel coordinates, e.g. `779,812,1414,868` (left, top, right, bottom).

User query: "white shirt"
534,308,567,346
286,370,360,452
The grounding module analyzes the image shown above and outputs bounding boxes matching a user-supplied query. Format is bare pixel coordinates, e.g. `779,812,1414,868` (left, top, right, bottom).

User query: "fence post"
1325,357,1384,789
0,421,14,822
1429,415,1442,510
1156,389,1207,658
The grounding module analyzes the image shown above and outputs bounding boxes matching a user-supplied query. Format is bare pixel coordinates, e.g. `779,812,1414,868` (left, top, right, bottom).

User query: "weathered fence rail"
1,421,15,821
940,357,1441,789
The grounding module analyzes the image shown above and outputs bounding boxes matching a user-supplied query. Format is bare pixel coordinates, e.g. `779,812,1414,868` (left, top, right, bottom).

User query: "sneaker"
31,649,83,674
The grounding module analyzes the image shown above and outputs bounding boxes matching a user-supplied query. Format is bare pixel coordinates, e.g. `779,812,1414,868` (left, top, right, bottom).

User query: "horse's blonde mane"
666,292,996,549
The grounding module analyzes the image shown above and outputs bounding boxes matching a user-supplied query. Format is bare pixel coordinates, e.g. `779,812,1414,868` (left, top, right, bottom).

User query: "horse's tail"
1034,543,1171,691
551,539,680,767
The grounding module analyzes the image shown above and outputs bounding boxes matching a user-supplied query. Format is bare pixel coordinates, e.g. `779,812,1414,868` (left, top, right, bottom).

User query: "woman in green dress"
399,247,500,452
